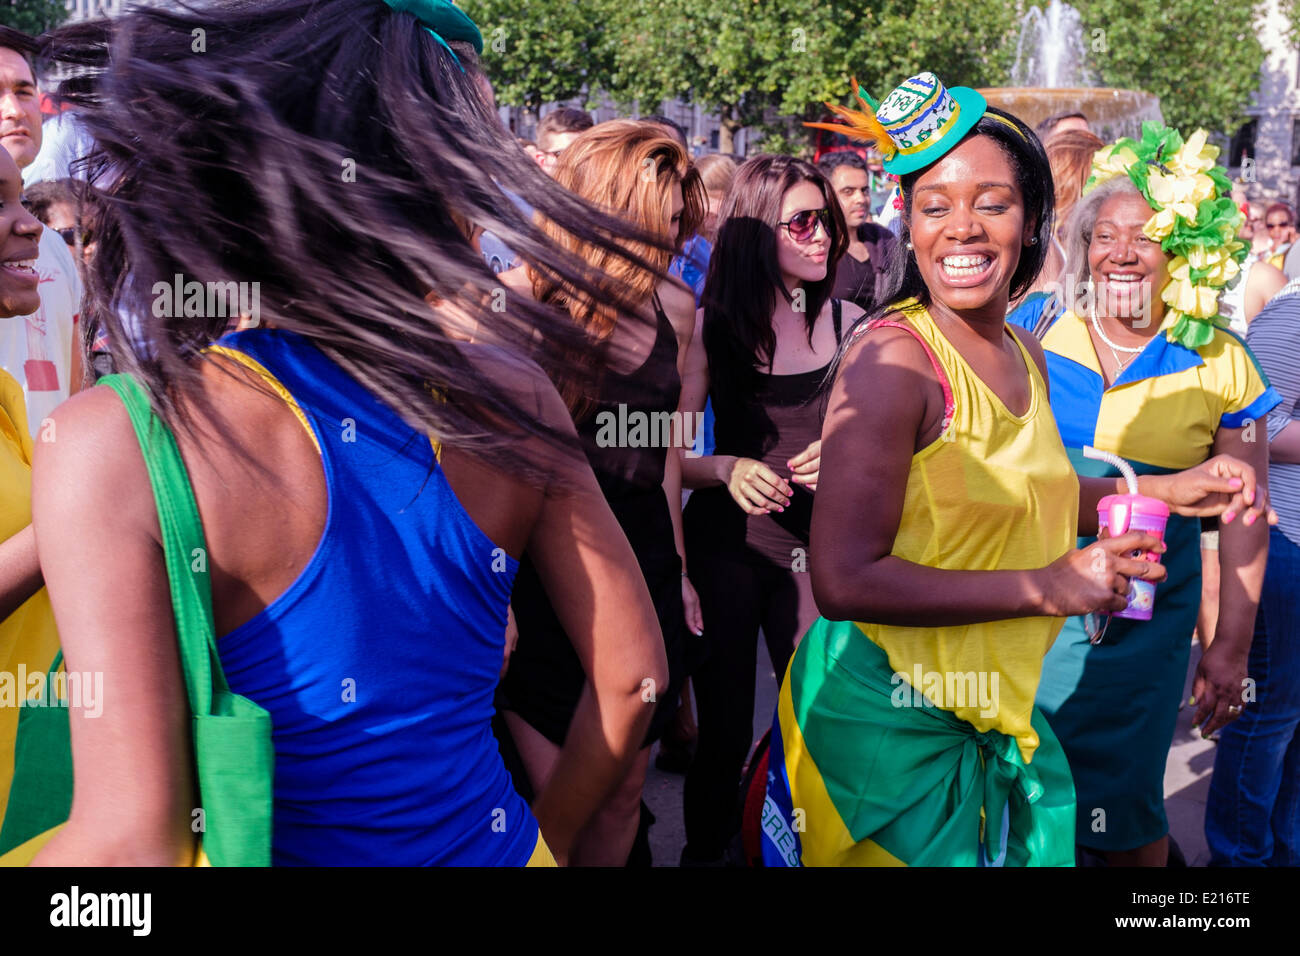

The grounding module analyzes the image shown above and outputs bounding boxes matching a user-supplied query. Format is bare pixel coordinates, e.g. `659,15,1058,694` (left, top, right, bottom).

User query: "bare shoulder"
1252,260,1288,296
840,309,932,376
836,299,868,328
458,341,576,435
657,276,697,339
1009,323,1050,386
32,384,159,540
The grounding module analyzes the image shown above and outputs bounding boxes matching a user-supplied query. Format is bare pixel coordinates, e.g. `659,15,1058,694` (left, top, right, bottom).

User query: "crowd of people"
0,0,1295,869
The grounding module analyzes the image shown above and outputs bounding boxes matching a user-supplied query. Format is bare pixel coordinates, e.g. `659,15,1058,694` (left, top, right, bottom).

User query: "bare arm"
1271,420,1300,465
524,427,667,861
679,305,722,490
31,388,197,865
1192,425,1269,736
449,348,668,863
1247,261,1288,324
660,281,695,561
0,525,42,622
810,327,1152,626
659,281,703,634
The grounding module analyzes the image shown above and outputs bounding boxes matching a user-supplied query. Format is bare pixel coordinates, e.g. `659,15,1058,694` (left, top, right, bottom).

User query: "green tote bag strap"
97,373,274,866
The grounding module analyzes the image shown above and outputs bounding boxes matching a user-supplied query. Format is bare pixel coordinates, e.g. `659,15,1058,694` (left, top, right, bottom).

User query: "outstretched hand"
1154,454,1276,526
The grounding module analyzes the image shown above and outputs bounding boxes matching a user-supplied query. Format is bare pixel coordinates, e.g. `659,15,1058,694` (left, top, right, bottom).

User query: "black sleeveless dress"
501,295,689,747
683,301,842,568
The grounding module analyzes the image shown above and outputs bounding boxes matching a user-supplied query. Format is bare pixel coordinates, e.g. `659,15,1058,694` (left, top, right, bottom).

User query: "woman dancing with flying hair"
15,0,670,866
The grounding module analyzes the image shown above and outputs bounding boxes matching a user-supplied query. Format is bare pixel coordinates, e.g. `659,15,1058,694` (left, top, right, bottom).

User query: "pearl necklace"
1089,302,1144,374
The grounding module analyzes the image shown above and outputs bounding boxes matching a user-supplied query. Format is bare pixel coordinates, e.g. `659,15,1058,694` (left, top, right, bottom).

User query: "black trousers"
682,552,819,861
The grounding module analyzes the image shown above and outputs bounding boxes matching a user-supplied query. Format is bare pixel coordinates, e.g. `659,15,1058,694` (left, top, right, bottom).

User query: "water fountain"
979,0,1163,142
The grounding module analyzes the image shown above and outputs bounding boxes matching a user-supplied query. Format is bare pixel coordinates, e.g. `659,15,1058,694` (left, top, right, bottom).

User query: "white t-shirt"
23,112,100,187
0,229,82,436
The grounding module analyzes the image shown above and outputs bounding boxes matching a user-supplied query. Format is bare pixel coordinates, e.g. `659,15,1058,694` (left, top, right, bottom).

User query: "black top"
575,293,682,498
683,300,843,568
502,293,689,748
830,222,896,312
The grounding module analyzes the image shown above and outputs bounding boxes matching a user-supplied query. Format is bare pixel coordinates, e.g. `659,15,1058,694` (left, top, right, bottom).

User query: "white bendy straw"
1084,445,1138,495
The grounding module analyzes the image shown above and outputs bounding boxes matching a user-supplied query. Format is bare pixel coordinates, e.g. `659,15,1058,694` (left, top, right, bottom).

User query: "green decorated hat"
808,72,990,176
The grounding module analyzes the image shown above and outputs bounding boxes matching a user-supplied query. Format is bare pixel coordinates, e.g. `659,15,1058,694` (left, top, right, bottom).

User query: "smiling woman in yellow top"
763,74,1274,868
0,144,61,829
1014,124,1280,867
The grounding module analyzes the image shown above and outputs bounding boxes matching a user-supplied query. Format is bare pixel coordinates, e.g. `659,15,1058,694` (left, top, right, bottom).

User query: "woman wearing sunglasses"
760,72,1273,867
676,155,860,865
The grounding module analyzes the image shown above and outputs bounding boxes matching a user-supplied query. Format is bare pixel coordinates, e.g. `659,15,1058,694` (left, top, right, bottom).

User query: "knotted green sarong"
761,618,1076,866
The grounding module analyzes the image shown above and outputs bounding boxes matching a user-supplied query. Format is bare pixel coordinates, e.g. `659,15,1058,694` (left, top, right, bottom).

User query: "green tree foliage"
603,0,1022,152
468,0,1269,150
1075,0,1266,134
0,0,66,34
462,0,613,112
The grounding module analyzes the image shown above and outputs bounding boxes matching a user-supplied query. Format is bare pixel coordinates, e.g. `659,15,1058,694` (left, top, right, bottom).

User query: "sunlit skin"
910,136,1035,328
0,148,42,316
1265,208,1294,251
536,130,582,176
0,48,41,171
1086,190,1171,371
829,165,871,229
776,180,831,285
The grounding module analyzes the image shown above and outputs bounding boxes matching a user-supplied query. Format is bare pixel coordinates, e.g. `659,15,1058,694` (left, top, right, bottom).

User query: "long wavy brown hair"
531,120,704,415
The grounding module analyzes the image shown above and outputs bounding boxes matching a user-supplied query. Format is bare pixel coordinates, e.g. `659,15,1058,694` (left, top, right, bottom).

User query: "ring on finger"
1227,704,1243,714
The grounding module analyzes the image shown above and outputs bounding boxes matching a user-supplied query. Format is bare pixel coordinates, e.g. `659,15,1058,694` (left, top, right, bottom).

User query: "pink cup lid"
1098,493,1169,535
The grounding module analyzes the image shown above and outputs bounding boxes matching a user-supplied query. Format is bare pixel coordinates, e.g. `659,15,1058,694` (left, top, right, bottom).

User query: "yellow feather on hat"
804,78,898,161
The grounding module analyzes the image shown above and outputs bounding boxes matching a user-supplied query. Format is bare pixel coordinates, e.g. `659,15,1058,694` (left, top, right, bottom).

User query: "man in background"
534,107,593,176
818,152,896,312
0,27,83,435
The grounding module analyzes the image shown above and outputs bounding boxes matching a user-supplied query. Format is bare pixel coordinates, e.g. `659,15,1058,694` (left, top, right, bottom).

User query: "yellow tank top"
858,299,1078,762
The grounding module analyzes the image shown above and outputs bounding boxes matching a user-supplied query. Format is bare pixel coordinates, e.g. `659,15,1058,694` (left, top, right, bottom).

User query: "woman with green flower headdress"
1014,122,1283,866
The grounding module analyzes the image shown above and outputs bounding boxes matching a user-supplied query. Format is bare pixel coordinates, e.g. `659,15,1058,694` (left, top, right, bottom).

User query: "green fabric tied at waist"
790,618,1076,866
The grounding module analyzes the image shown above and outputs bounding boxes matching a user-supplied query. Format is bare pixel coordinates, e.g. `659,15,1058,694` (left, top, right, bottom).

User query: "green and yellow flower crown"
1083,121,1246,349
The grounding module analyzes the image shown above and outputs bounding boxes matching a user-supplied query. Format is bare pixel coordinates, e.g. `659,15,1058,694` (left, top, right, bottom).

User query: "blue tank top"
211,329,536,866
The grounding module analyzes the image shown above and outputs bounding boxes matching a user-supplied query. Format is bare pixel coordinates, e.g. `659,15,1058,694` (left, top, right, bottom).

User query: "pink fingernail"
1223,510,1236,524
1245,512,1257,526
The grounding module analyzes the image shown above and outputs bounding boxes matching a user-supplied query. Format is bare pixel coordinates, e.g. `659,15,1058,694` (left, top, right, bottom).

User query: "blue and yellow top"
1021,308,1282,470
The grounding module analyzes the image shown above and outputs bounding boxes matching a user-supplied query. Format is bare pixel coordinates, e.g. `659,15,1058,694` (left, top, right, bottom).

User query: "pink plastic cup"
1097,493,1170,621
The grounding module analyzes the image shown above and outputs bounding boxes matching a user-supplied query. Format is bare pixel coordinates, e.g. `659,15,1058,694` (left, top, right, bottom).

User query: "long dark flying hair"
842,108,1054,347
701,155,848,400
38,0,670,485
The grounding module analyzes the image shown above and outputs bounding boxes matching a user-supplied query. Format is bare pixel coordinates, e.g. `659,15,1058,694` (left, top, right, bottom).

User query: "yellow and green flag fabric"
761,618,1077,867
